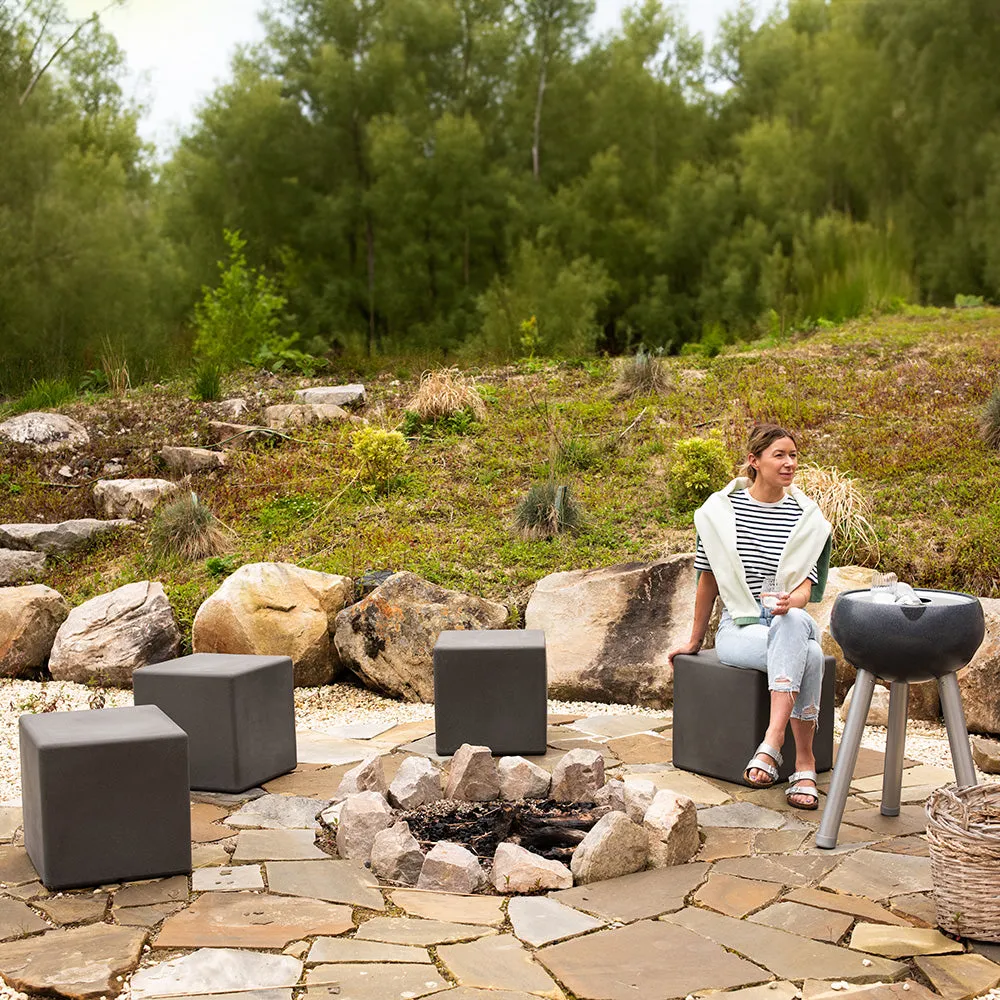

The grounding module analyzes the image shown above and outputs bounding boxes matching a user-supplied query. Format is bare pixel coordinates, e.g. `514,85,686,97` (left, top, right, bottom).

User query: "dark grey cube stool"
20,705,191,890
672,648,835,783
434,630,547,756
134,653,296,793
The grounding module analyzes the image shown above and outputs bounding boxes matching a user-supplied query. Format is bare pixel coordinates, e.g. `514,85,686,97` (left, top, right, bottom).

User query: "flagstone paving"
0,711,993,1000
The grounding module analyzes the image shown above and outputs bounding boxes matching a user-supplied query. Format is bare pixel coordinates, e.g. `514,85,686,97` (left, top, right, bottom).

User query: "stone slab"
913,953,1000,1000
840,805,928,838
568,715,671,739
398,734,450,763
191,803,231,843
231,829,327,862
802,979,938,1000
113,876,189,910
870,836,930,857
192,866,264,892
849,922,964,957
697,828,755,861
699,982,800,1000
389,889,505,926
889,891,937,926
538,918,769,1000
0,922,146,999
438,933,564,998
698,803,790,829
262,765,351,799
113,902,187,927
155,892,353,949
295,732,371,766
130,947,303,999
713,855,839,887
0,896,48,940
369,719,437,749
34,893,108,924
356,916,497,945
0,846,39,886
0,809,21,844
602,733,673,764
694,873,783,918
851,764,955,793
625,768,732,805
265,860,384,909
224,794,329,830
546,737,619,765
749,901,854,943
754,828,810,854
662,906,908,982
305,963,449,997
307,938,432,963
192,844,232,869
549,862,710,923
507,896,606,947
190,788,266,808
784,887,912,927
819,850,934,900
323,721,398,741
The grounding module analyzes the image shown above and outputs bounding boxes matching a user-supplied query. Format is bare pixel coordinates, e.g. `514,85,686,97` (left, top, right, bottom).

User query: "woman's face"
751,436,798,488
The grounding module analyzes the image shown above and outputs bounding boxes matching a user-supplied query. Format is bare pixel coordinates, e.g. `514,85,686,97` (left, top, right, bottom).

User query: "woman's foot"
786,766,819,810
743,741,783,788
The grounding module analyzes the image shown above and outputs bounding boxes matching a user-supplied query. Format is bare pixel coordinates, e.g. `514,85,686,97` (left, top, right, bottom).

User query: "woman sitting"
668,424,832,809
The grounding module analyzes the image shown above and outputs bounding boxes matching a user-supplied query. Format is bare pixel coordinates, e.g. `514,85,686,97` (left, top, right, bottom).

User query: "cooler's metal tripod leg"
816,668,877,850
881,681,909,817
939,672,977,789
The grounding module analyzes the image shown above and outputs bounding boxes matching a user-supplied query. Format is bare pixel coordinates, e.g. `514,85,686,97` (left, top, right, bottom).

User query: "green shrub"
10,378,76,415
350,426,408,489
667,436,733,513
193,229,289,369
191,361,222,402
149,493,233,561
205,555,237,578
955,294,986,309
512,482,584,539
250,342,327,376
981,387,1000,450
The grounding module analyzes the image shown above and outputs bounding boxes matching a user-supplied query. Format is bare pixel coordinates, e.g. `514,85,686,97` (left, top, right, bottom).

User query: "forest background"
2,0,1000,394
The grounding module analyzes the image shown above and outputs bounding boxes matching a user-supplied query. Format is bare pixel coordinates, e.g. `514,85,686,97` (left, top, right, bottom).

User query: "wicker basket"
926,783,1000,942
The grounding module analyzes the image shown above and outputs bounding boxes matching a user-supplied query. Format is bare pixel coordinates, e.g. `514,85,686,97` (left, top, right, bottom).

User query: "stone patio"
0,712,997,1000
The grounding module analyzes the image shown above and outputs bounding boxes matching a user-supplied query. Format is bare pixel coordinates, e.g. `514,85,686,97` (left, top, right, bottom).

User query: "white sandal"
742,742,783,788
785,770,820,810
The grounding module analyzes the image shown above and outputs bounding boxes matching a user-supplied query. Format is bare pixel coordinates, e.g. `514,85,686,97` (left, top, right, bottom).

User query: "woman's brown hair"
738,424,798,483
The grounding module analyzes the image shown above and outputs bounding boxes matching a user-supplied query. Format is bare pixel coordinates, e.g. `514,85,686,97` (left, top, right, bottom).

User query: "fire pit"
815,588,986,850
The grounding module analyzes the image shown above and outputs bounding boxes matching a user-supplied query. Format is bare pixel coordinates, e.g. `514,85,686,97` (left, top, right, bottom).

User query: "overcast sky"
64,0,744,154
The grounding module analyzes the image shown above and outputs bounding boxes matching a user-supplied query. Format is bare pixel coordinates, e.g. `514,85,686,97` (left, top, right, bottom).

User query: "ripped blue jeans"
715,606,824,725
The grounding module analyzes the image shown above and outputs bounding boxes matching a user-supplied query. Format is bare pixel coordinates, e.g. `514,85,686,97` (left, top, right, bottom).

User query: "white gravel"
1,677,995,804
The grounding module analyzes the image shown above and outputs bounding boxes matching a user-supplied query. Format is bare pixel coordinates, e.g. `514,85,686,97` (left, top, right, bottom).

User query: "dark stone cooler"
816,588,986,849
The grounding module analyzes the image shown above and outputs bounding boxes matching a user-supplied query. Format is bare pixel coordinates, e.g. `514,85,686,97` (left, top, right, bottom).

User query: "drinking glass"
760,575,780,610
871,570,898,604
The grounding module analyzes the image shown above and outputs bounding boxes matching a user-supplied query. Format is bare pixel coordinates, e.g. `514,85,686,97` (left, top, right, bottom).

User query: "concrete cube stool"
134,653,296,793
20,705,191,890
434,630,547,756
672,648,835,783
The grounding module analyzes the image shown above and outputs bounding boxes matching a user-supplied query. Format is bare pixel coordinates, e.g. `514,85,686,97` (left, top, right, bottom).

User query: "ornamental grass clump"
407,367,487,422
980,387,1000,450
667,436,732,513
613,347,671,399
794,463,880,563
513,482,584,540
148,492,233,561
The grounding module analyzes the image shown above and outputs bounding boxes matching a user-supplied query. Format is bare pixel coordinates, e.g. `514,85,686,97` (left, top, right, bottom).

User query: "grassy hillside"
3,307,999,649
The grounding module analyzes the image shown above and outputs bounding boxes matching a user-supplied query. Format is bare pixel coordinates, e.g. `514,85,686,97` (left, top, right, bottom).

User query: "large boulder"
93,478,178,519
48,581,181,686
0,412,89,452
959,597,1000,735
293,385,366,407
193,563,353,686
813,566,938,720
569,811,648,884
525,555,697,706
0,550,46,586
334,572,507,701
264,404,352,429
0,585,69,678
0,519,134,555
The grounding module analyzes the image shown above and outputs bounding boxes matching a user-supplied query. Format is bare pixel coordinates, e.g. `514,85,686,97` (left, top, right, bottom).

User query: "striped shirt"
695,489,819,599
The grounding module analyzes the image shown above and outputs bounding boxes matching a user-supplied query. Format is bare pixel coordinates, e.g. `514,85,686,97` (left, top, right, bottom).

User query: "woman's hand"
770,591,792,616
667,639,702,665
